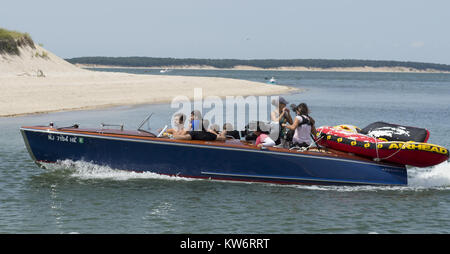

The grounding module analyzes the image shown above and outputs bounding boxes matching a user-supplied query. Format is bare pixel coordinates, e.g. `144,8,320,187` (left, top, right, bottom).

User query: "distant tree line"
66,57,450,72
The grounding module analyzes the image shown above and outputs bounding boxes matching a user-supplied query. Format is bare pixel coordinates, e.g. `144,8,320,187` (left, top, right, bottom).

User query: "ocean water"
1,69,449,234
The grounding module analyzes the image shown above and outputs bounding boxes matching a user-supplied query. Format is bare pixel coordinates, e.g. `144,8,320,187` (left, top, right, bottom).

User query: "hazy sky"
2,0,450,64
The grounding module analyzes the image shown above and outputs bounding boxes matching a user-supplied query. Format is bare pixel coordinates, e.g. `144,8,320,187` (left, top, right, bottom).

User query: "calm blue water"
1,69,449,233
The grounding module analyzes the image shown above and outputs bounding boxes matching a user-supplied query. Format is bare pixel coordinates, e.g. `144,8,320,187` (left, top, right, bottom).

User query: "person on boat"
189,110,203,131
173,119,226,141
208,123,236,141
208,123,220,135
222,123,240,139
283,103,317,148
166,113,186,135
270,97,293,147
254,122,276,148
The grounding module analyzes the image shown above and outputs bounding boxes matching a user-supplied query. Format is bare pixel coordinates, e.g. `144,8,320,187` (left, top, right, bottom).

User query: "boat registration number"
48,134,84,144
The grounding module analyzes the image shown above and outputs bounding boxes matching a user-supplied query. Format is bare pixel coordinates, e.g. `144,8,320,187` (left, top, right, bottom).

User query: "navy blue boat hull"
20,127,408,186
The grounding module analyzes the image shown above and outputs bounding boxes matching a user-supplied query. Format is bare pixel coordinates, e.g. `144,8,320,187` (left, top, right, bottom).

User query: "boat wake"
40,159,450,191
408,160,450,188
41,160,196,182
287,161,450,192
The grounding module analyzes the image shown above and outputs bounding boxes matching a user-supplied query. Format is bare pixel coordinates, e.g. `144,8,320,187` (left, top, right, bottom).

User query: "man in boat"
165,113,186,135
189,110,202,131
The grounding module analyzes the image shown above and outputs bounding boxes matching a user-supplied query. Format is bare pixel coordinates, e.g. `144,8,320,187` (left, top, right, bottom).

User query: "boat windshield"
137,113,154,134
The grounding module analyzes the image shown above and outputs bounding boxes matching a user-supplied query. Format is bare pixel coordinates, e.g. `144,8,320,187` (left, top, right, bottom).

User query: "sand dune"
0,45,295,117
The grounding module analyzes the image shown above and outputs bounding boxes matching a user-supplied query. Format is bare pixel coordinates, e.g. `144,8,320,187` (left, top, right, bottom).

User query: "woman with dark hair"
283,103,317,148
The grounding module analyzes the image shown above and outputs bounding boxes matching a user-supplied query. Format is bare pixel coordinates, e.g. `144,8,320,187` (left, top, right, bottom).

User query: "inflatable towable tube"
360,121,430,143
316,124,448,167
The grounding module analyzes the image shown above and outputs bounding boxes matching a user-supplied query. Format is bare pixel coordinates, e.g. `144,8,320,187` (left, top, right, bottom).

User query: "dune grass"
0,28,34,55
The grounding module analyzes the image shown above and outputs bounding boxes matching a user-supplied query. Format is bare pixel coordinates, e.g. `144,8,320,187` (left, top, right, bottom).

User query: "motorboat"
268,77,277,84
19,116,409,186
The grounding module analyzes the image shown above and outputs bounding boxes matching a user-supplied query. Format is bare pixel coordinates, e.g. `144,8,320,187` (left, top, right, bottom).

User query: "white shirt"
293,115,312,145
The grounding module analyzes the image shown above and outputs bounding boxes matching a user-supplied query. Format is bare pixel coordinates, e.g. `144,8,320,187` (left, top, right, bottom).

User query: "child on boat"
254,122,276,148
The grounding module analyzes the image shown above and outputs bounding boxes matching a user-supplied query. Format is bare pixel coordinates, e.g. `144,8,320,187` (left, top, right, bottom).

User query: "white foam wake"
285,161,450,192
43,159,195,182
41,159,450,190
408,160,450,188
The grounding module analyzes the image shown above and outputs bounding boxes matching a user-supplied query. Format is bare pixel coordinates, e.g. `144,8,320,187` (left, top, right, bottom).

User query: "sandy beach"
0,45,296,117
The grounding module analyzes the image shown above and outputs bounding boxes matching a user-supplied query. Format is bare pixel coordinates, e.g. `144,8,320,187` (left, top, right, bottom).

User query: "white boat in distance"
268,77,277,84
